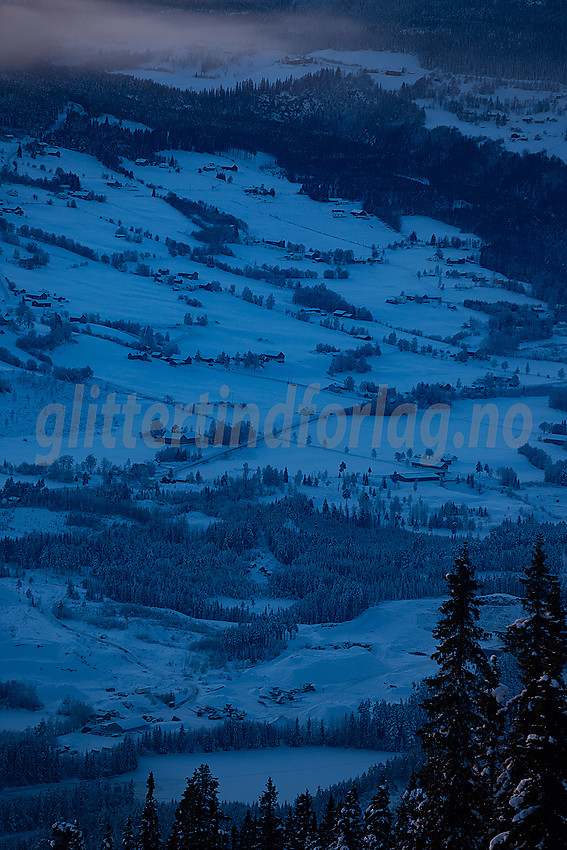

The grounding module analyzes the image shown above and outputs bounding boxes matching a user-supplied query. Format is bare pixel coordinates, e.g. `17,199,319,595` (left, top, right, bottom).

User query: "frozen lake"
132,747,394,803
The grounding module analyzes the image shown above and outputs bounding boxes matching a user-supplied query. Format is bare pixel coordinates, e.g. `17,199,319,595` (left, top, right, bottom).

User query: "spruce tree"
100,823,114,850
122,818,135,850
477,655,507,844
363,785,393,850
412,545,490,850
50,822,86,850
258,778,283,850
491,536,567,849
318,795,337,850
138,773,162,850
100,824,114,850
237,811,259,850
286,790,319,850
395,775,423,850
329,787,363,850
167,764,224,850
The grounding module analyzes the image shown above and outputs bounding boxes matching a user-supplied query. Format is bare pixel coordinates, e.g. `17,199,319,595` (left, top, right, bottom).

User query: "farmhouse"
96,718,147,736
24,291,49,301
543,436,567,447
412,460,449,474
261,351,285,363
162,431,196,446
283,55,313,66
391,471,440,483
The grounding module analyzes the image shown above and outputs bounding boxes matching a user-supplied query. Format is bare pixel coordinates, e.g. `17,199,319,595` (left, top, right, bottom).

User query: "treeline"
15,223,98,261
518,443,567,486
549,386,567,412
1,165,82,193
0,680,42,711
0,780,137,846
0,216,97,266
0,721,137,791
136,695,422,758
163,192,245,244
329,342,381,375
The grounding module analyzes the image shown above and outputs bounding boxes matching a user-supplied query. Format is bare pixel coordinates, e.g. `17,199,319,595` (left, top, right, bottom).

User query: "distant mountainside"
117,0,567,81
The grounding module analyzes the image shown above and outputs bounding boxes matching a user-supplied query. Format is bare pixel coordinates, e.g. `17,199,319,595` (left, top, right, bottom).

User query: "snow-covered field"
0,139,566,522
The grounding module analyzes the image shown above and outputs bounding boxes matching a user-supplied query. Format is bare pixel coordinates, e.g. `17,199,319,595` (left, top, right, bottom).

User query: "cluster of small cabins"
199,163,238,174
10,287,66,308
386,293,443,306
127,351,192,367
153,268,200,289
127,350,286,367
331,208,368,219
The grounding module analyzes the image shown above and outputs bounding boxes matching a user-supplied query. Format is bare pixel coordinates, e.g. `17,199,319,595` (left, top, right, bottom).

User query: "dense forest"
1,470,566,660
